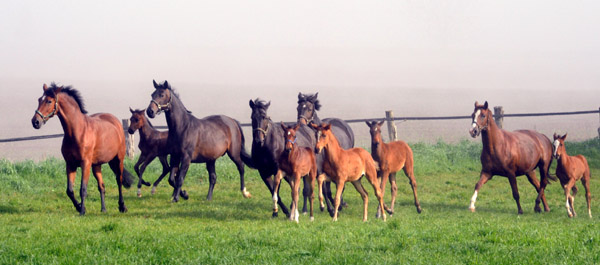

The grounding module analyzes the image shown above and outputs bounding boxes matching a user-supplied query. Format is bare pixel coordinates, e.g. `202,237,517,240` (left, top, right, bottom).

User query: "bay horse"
312,123,386,222
366,120,422,216
552,133,592,218
468,101,555,214
128,108,171,197
31,83,133,215
297,92,354,215
249,99,317,218
147,80,253,202
272,122,319,222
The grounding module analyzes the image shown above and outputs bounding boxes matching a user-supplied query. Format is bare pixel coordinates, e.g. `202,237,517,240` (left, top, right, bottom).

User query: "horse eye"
46,99,52,104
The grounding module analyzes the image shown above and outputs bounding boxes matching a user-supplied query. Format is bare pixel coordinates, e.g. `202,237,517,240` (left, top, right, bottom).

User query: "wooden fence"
3,107,599,159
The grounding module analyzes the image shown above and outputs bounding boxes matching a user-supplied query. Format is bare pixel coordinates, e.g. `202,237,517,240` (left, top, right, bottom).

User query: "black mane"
154,81,191,114
45,83,88,114
297,93,321,111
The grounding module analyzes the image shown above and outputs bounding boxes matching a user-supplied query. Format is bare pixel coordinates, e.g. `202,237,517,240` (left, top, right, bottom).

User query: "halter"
287,137,297,145
150,92,172,115
36,94,59,123
298,114,313,124
472,110,489,132
253,117,271,136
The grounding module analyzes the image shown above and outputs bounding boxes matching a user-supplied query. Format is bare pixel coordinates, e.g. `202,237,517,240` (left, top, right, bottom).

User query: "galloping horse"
552,133,592,218
146,80,253,202
312,123,386,222
249,99,317,217
128,108,171,197
366,120,422,216
468,101,555,214
297,92,354,215
31,83,133,215
272,122,319,222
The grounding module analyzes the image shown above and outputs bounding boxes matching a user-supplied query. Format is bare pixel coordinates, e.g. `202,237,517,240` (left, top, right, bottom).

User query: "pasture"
1,139,599,264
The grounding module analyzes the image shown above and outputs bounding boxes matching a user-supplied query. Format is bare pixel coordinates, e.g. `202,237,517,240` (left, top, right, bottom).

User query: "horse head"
311,122,332,154
469,101,491,138
297,92,321,125
128,107,147,135
147,80,173,118
280,122,300,153
32,83,62,129
553,133,568,160
249,98,271,146
365,120,386,147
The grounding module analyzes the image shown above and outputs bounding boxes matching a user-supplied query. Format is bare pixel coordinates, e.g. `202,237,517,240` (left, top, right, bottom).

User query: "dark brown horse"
366,120,422,216
312,123,386,222
272,122,319,222
468,101,555,214
31,83,133,215
553,133,592,218
297,92,354,215
128,108,171,197
147,80,253,202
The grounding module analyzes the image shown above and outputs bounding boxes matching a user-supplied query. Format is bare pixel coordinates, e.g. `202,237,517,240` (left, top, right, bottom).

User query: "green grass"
1,139,599,264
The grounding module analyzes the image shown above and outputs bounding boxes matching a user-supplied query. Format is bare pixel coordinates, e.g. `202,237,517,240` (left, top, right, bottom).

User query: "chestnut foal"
366,120,422,217
312,123,386,222
273,123,320,222
553,133,592,218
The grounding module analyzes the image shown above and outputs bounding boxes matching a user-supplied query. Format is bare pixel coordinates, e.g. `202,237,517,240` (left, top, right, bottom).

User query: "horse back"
382,140,412,172
322,118,355,149
488,129,552,175
62,112,124,164
188,115,240,160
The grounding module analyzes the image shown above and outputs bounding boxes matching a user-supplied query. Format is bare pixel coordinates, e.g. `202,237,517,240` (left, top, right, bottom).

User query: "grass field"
1,139,599,264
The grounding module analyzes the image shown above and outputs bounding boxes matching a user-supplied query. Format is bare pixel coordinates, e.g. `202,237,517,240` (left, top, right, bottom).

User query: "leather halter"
253,117,271,136
298,114,312,124
150,92,172,115
36,94,59,123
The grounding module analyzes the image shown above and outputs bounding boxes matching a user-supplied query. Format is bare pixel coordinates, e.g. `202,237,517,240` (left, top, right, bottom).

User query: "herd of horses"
31,81,592,221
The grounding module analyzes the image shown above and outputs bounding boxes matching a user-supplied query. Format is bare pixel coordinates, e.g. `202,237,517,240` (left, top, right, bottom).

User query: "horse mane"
298,93,321,111
252,98,270,111
45,83,88,114
156,81,192,114
132,109,155,128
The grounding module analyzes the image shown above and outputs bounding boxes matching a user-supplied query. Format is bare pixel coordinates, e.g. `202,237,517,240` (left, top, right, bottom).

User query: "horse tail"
122,169,134,189
235,120,256,169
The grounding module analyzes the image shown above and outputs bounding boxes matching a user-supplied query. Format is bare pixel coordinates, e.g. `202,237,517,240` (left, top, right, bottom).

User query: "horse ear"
129,107,135,113
483,101,488,109
153,80,159,89
265,101,271,109
324,123,332,130
562,133,568,140
293,123,301,131
365,121,372,127
553,133,558,139
298,92,304,100
249,99,255,108
280,122,287,131
474,101,479,108
377,120,385,127
43,83,48,91
164,80,170,89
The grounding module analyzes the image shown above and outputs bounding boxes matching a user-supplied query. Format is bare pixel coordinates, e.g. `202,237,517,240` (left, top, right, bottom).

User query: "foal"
553,133,592,218
128,108,171,197
366,120,422,216
312,123,386,222
273,123,319,222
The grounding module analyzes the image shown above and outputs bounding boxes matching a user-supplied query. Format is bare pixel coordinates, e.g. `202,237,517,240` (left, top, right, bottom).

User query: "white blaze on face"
553,139,560,157
472,110,481,128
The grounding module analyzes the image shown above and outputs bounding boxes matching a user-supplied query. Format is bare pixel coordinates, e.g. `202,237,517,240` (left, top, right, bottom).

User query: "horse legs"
389,172,398,214
507,174,523,215
404,164,422,214
272,170,283,216
92,165,106,212
136,155,155,197
172,155,191,202
108,158,127,213
469,171,492,212
563,178,577,217
332,180,346,222
351,180,370,222
227,151,251,198
260,170,290,218
301,176,309,215
582,171,592,218
65,162,80,213
376,169,390,218
291,174,302,223
152,156,170,195
206,160,217,201
78,161,92,216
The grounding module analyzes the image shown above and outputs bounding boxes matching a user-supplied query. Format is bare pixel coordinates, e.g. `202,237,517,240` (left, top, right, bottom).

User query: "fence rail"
2,108,599,144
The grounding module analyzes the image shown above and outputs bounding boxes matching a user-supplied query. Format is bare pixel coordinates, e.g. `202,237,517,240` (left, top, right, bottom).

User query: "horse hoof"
310,216,314,222
79,208,86,216
416,207,422,214
101,208,107,213
242,188,252,198
119,205,127,213
272,212,278,218
302,211,307,215
469,206,476,213
320,206,325,212
151,186,156,195
328,211,335,218
137,192,142,198
181,191,189,200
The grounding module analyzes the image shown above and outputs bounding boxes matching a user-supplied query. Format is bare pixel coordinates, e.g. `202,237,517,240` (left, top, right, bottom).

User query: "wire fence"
3,109,599,143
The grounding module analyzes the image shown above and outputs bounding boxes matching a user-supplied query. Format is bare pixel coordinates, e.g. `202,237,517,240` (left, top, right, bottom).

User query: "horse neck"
371,136,385,160
312,112,322,124
323,132,343,164
138,119,156,141
164,95,190,135
56,94,86,138
557,147,569,168
480,116,502,152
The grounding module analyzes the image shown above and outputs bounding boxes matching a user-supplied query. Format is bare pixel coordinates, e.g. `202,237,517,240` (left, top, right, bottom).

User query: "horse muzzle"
469,127,480,138
146,107,156,119
128,128,135,135
31,116,43,129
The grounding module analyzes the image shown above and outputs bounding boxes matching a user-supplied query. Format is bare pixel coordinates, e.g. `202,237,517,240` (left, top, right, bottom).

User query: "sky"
1,0,599,143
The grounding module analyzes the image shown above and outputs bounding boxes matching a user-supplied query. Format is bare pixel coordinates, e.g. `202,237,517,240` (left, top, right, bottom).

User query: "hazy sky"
1,1,599,139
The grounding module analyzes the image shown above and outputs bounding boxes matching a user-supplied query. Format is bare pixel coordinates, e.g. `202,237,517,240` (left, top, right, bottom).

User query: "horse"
128,108,171,197
468,101,556,214
272,122,319,222
552,133,592,218
297,92,354,215
366,120,422,216
31,83,133,215
146,80,253,202
249,99,317,218
312,123,386,222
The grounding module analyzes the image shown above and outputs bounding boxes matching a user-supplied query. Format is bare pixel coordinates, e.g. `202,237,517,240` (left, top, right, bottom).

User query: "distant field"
0,139,599,264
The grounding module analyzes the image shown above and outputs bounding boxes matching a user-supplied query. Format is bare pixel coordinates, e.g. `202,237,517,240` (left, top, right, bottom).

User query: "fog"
1,1,599,160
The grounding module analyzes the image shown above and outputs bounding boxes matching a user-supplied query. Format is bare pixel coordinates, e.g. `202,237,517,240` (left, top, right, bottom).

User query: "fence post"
385,110,397,142
494,106,504,129
122,119,135,159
